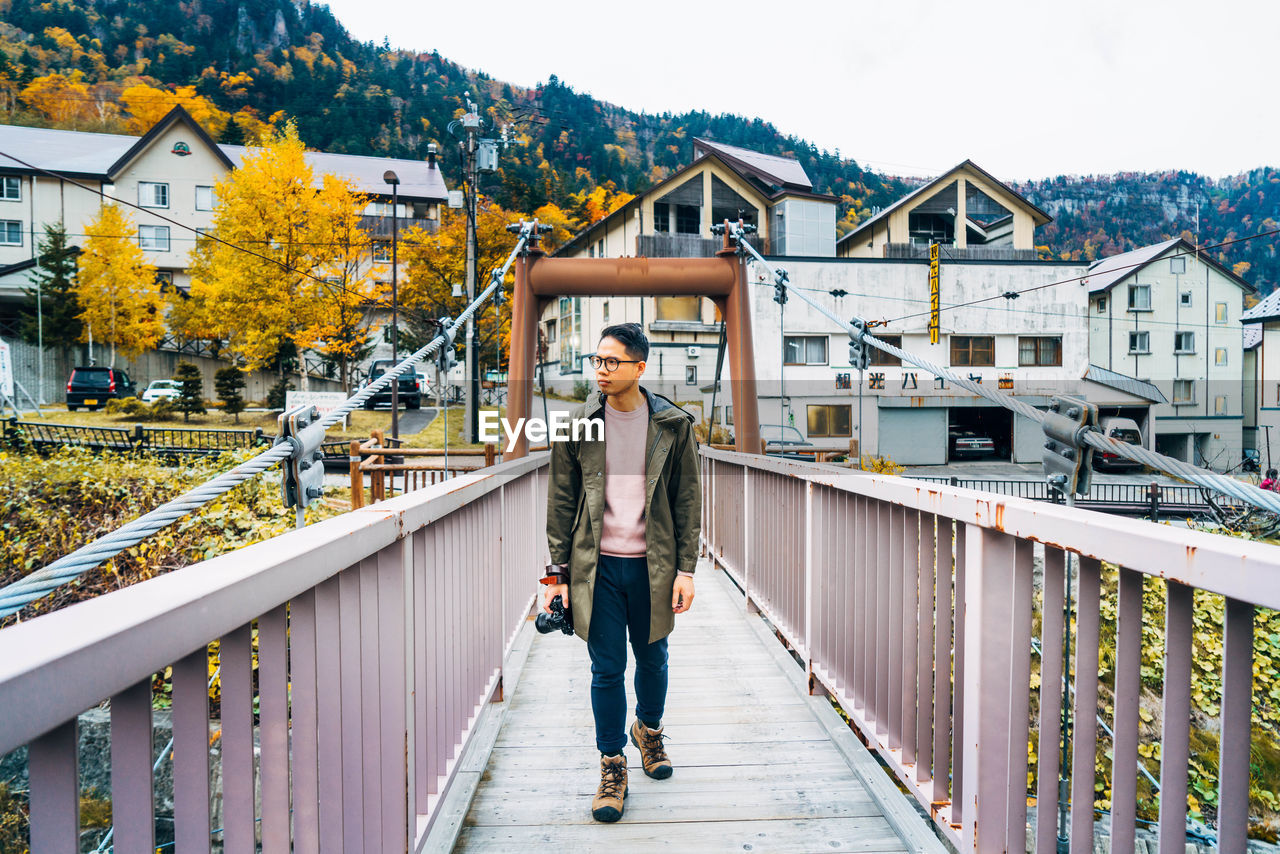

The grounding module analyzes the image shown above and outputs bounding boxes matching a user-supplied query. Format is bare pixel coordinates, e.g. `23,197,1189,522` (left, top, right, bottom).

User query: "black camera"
535,594,574,635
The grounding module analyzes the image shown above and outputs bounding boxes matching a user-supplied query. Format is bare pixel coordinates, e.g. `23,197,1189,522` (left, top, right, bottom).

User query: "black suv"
66,366,137,410
361,359,422,410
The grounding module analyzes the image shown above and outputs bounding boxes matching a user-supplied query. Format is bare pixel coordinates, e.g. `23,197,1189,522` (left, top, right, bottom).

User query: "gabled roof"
835,159,1052,248
555,142,836,257
1083,364,1168,403
1242,288,1280,323
107,105,234,177
0,112,447,202
691,138,812,192
1084,237,1257,295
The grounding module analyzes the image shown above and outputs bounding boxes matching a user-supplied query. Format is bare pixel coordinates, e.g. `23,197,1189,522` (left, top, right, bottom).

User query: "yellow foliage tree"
183,122,378,387
399,199,521,377
120,83,231,137
21,71,118,129
532,202,583,253
75,203,163,366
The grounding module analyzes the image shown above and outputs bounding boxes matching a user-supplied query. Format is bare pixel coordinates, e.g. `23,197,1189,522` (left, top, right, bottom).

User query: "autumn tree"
74,203,163,366
399,198,520,378
120,82,231,137
20,223,83,356
183,121,380,388
20,71,119,129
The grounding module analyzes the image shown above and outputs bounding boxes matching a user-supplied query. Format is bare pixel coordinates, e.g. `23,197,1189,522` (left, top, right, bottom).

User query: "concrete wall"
4,337,342,407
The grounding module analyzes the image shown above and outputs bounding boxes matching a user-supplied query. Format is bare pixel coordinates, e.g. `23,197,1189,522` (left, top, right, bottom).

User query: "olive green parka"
545,386,702,644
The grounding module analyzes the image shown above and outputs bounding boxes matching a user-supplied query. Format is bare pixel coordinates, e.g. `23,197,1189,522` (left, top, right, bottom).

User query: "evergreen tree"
214,365,246,422
20,223,82,354
173,361,206,422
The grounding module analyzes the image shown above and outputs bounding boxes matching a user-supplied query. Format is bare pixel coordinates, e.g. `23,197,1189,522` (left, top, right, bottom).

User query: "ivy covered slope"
0,0,905,224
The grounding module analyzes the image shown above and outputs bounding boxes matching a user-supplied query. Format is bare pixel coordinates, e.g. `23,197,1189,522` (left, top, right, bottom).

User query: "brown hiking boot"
629,719,673,779
591,753,628,822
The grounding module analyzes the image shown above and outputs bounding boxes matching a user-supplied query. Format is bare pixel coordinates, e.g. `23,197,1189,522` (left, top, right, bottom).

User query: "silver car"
141,379,182,403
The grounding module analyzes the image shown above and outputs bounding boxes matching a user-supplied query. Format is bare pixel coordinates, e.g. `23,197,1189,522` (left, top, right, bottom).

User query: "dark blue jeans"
587,554,669,754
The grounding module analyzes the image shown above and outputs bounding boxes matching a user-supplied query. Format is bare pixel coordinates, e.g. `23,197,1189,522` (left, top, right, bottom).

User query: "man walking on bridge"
543,322,702,823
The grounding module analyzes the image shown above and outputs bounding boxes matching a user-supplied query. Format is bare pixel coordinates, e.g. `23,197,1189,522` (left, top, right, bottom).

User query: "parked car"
361,359,422,410
65,366,137,411
949,431,996,459
1092,416,1145,471
760,424,818,461
141,379,182,403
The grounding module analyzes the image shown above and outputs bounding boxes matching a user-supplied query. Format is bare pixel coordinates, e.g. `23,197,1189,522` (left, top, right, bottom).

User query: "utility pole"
450,92,509,442
383,170,401,440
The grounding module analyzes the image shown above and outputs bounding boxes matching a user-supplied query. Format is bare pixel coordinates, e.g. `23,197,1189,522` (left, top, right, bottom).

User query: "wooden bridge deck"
439,559,946,854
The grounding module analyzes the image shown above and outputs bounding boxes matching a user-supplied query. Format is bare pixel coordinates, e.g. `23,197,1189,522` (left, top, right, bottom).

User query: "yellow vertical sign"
928,242,940,344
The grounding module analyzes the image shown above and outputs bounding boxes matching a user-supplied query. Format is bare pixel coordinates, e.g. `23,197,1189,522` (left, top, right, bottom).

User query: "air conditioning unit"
686,346,701,358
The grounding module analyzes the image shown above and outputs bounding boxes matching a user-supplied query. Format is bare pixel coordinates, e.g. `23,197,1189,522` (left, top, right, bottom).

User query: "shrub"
572,379,591,401
266,377,295,410
172,361,206,422
214,366,247,422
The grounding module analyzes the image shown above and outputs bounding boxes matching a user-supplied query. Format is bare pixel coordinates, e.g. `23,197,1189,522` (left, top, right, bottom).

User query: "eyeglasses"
588,355,642,372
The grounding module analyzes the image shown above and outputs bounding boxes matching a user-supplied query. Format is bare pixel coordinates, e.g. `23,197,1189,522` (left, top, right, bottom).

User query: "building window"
1170,256,1187,275
807,404,852,438
1180,291,1192,307
195,185,215,211
0,220,21,245
1172,379,1195,404
138,225,170,251
715,405,733,425
1216,302,1228,323
602,301,610,324
652,202,669,233
655,296,701,322
372,242,392,263
784,335,828,366
1127,284,1151,311
870,335,902,366
1096,297,1107,313
675,204,700,235
685,365,697,385
1128,331,1150,354
138,182,169,208
1018,336,1062,367
597,238,605,257
1214,395,1228,415
1174,331,1195,353
545,320,557,344
154,271,173,287
0,176,19,201
950,335,995,367
1215,348,1228,366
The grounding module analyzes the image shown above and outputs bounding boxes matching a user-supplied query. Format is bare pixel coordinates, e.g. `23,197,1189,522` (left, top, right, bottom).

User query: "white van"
1093,416,1144,471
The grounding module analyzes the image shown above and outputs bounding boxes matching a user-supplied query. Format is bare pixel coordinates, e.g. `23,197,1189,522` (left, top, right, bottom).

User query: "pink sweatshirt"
600,402,649,557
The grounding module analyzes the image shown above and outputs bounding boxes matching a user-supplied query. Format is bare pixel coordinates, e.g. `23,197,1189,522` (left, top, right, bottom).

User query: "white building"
1242,292,1280,466
1084,238,1255,468
0,107,448,399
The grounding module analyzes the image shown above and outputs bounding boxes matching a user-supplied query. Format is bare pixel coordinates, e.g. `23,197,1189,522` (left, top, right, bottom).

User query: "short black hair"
600,322,649,361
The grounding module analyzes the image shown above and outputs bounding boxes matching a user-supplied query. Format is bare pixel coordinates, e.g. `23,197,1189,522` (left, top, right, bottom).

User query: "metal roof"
691,138,812,190
1242,288,1280,323
1083,364,1168,403
0,124,135,176
0,119,447,201
1082,238,1180,294
1244,324,1263,350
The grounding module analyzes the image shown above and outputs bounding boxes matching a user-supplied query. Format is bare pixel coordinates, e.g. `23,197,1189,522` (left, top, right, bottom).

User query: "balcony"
361,215,437,238
884,242,1039,261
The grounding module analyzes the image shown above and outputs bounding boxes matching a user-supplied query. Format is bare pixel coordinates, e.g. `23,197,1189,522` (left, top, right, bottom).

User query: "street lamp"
383,170,400,441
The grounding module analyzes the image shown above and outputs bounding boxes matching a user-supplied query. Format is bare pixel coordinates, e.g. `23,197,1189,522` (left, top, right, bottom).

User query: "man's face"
594,335,645,397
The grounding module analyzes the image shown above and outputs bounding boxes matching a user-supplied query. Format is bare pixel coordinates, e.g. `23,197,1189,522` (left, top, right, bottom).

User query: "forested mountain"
1,0,1277,291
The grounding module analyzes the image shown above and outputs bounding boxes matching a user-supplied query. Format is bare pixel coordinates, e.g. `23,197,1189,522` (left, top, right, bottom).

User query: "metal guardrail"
700,447,1278,854
3,418,270,457
905,476,1248,517
0,452,550,852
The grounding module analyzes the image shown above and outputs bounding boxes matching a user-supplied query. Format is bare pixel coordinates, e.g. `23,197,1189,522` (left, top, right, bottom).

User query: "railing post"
1148,481,1160,522
133,423,145,451
804,480,816,693
350,440,364,509
485,442,496,468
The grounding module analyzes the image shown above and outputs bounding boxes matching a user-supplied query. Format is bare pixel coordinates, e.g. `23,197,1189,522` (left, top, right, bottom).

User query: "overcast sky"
320,0,1274,181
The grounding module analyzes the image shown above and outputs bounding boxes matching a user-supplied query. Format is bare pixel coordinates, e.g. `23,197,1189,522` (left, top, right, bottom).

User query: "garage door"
878,407,947,465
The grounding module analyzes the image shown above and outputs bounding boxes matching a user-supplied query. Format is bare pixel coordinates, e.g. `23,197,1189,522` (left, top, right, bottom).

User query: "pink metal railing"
700,447,1280,854
0,453,548,853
